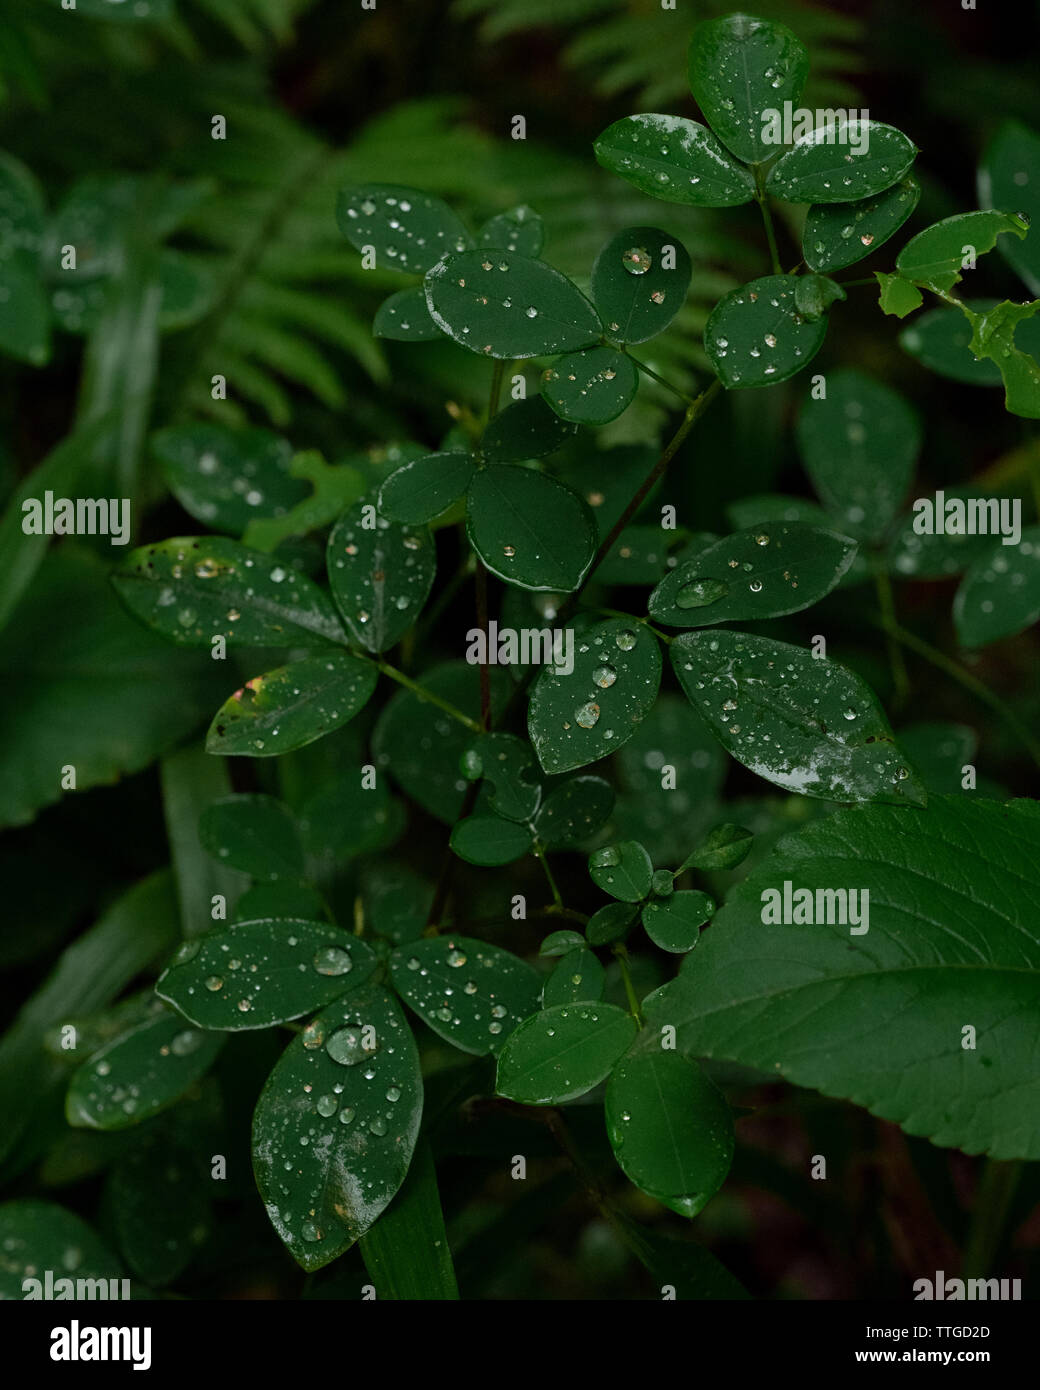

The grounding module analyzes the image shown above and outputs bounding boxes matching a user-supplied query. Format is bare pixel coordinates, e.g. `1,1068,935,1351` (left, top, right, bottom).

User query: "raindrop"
171,1030,203,1057
313,946,353,977
749,579,763,593
575,702,600,728
622,246,652,275
316,1094,338,1118
615,629,637,650
326,1028,367,1066
204,976,223,992
593,664,617,688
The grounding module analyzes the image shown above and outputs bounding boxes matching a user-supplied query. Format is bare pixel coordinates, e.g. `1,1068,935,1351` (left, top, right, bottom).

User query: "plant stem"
625,352,697,405
962,1159,1022,1280
753,165,783,275
872,562,910,704
488,357,506,421
534,841,563,907
376,660,481,732
475,560,492,729
613,943,644,1026
869,616,1040,769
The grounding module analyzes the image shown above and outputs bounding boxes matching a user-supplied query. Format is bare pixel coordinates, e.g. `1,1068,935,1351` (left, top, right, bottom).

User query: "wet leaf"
793,273,845,320
543,948,605,1006
450,814,533,866
672,629,926,806
378,451,475,524
649,522,857,626
327,501,436,652
540,930,587,958
337,184,471,274
953,528,1040,646
466,465,596,592
154,423,307,536
206,652,378,757
688,13,808,165
389,935,541,1056
766,123,916,204
804,177,920,273
198,793,304,880
978,121,1040,294
587,902,639,946
234,879,328,923
606,1052,733,1216
156,918,377,1029
373,287,442,341
112,536,345,648
898,301,1006,383
496,1002,638,1105
588,840,653,903
704,275,827,388
641,891,715,952
461,732,542,822
534,775,615,848
955,298,1040,419
542,347,638,424
0,1201,123,1300
594,114,755,207
425,249,600,358
242,452,366,552
895,210,1030,295
678,823,754,873
528,618,662,774
0,153,49,364
481,395,577,463
478,205,544,257
590,226,693,345
358,1140,458,1299
252,984,422,1269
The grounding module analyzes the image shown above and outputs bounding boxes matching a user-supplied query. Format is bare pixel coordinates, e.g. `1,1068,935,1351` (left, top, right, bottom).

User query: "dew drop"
676,577,728,608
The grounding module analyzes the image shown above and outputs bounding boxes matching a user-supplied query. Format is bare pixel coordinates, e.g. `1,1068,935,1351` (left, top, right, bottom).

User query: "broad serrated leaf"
796,369,920,541
589,840,653,902
327,501,436,652
534,775,614,848
642,891,715,952
156,919,377,1029
373,287,442,341
766,123,916,204
478,205,544,257
450,814,533,865
528,618,662,774
978,121,1040,294
606,1052,733,1216
0,1201,123,1300
688,14,808,166
672,629,926,806
543,948,605,1006
206,652,378,757
804,177,921,273
389,935,542,1056
594,114,755,207
198,793,304,880
953,528,1040,647
542,347,638,423
895,210,1030,294
496,1002,638,1105
378,452,475,524
704,275,827,388
66,1009,224,1130
112,537,345,648
154,423,306,536
481,395,577,463
649,796,1040,1158
252,985,422,1270
466,465,596,592
648,523,857,626
590,227,693,345
425,250,600,358
337,185,471,274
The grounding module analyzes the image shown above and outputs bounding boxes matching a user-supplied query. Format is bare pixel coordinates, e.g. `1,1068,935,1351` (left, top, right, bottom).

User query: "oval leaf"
466,465,596,592
953,528,1040,647
594,113,755,207
543,947,605,1006
979,121,1040,295
804,176,920,273
896,210,1030,295
378,451,475,524
589,841,653,902
766,123,916,204
534,775,615,848
642,891,715,952
590,226,692,345
704,275,827,388
199,793,304,880
482,395,577,463
0,1201,122,1300
450,814,533,866
328,501,436,652
543,347,638,424
478,205,544,257
154,423,305,536
496,1002,638,1105
337,185,471,273
373,286,442,341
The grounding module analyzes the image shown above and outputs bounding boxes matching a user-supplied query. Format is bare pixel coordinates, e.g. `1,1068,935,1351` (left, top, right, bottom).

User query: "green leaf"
887,484,1009,578
606,1052,733,1216
542,347,638,424
804,177,921,273
642,891,715,952
378,452,475,524
704,276,827,388
978,121,1040,294
198,794,304,880
425,250,601,358
650,796,1040,1158
327,501,437,652
496,1002,638,1105
466,465,596,592
672,629,926,806
956,298,1040,419
587,902,639,947
687,14,808,166
648,522,857,626
539,930,587,958
234,880,328,923
679,823,754,873
156,919,377,1030
241,452,366,552
362,864,433,945
373,287,442,341
895,210,1030,294
611,1211,749,1299
898,302,1005,383
358,1140,458,1299
206,652,377,757
589,840,653,902
896,723,978,795
766,123,916,204
298,779,403,866
461,732,541,821
478,205,544,257
593,114,755,207
876,272,924,319
0,1201,123,1300
66,1008,224,1130
953,528,1040,646
389,935,542,1056
113,536,345,648
154,423,307,536
107,1135,210,1286
590,227,692,345
725,494,832,531
161,745,244,940
337,185,471,274
793,273,845,320
797,369,921,541
450,814,533,865
253,984,422,1269
482,395,577,463
0,152,50,365
543,948,605,1006
528,618,662,774
534,775,614,848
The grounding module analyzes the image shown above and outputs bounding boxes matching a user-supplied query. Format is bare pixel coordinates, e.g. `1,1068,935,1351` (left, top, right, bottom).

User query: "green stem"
376,660,481,732
584,605,673,644
612,943,644,1026
753,165,783,275
962,1159,1022,1280
872,562,910,704
534,841,563,908
870,616,1040,769
625,352,697,405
